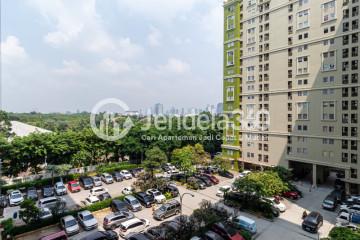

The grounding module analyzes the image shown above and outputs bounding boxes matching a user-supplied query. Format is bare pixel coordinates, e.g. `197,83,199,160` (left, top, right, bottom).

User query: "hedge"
96,162,142,174
9,195,125,237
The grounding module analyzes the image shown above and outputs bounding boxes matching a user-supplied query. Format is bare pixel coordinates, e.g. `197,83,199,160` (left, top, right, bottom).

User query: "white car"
54,182,67,196
101,173,114,184
8,190,24,206
340,204,360,214
336,212,350,225
83,195,100,206
216,185,232,197
90,187,108,196
266,197,286,212
120,170,132,179
122,186,134,195
146,189,166,203
60,215,80,236
119,218,150,237
92,176,102,187
77,210,98,231
39,207,53,220
238,170,251,178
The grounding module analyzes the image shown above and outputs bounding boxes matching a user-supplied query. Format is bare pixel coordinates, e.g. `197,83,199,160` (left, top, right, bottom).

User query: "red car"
212,222,245,240
67,181,81,193
203,174,220,184
283,191,300,200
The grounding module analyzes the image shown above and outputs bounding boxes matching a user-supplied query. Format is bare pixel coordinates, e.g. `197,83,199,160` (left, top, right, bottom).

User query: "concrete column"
312,164,317,188
345,182,350,195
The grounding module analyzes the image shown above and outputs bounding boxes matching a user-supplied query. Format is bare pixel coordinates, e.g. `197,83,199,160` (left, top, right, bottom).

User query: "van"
232,216,257,234
153,200,181,220
39,230,68,240
39,197,66,210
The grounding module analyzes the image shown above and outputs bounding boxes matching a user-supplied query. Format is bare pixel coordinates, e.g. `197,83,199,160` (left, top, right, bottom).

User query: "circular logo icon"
90,98,134,141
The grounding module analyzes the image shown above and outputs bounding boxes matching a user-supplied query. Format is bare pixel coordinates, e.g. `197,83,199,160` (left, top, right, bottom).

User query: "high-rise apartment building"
222,0,360,193
154,103,164,115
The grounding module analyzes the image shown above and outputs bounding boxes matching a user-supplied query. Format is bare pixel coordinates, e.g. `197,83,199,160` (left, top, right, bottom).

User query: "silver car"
60,215,80,236
77,210,98,231
92,176,103,187
54,182,67,196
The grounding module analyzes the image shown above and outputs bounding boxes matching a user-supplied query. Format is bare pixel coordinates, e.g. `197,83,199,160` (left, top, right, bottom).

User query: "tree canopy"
143,146,167,178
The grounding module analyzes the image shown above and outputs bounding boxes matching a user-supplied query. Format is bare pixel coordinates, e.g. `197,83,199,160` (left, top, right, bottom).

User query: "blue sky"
1,0,223,113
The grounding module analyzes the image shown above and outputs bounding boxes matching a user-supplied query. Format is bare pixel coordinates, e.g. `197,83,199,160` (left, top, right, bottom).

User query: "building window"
297,102,309,120
227,15,235,30
247,27,256,44
246,66,255,81
227,50,234,66
322,1,336,22
226,87,235,101
297,56,309,74
246,104,256,120
322,101,336,121
297,9,310,29
322,51,336,71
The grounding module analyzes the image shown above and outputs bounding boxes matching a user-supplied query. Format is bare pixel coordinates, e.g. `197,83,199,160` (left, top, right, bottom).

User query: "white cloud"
0,36,27,63
53,60,86,76
147,26,162,47
158,58,190,74
199,4,223,47
98,58,131,74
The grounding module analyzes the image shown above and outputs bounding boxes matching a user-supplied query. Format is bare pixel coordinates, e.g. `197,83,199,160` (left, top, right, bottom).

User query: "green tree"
272,166,292,182
328,227,360,240
143,146,167,178
19,199,40,224
0,111,12,138
171,145,195,178
213,154,231,170
233,171,288,197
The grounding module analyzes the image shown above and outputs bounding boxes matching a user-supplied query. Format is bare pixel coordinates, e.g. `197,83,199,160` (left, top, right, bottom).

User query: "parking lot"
9,172,338,240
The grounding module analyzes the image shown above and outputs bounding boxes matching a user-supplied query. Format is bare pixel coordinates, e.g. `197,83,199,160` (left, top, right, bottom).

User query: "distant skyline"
1,0,223,113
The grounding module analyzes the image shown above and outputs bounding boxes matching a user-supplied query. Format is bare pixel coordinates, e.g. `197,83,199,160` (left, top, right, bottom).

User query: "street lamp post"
180,192,194,215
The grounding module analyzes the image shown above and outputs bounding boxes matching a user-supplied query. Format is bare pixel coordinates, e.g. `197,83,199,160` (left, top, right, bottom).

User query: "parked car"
39,207,53,220
90,187,108,197
145,226,167,240
38,197,66,211
68,181,81,193
120,170,133,179
322,194,337,211
216,186,232,198
54,182,67,196
330,189,345,203
188,177,206,189
110,199,129,212
101,173,114,184
160,185,179,198
103,211,135,230
124,195,143,212
112,172,124,182
125,233,151,240
170,173,186,182
202,174,220,184
238,170,251,178
265,197,286,212
119,218,150,237
134,192,155,208
203,230,225,240
195,175,213,187
78,210,98,231
122,186,135,195
26,187,38,201
129,168,144,178
92,176,103,187
80,230,119,240
79,176,94,190
153,200,181,221
302,211,323,233
99,192,112,201
83,195,100,206
42,185,55,198
288,184,303,198
60,215,80,236
0,195,7,208
211,222,245,240
39,231,68,240
231,216,257,235
159,220,181,232
218,170,234,179
340,204,360,214
146,189,166,204
205,166,219,174
8,190,24,206
282,191,300,200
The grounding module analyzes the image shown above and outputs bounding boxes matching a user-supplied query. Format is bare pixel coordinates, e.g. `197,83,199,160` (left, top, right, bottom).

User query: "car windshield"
71,183,79,187
106,176,112,179
84,179,92,184
11,194,21,199
123,171,129,174
324,200,334,205
83,214,94,221
153,192,161,196
94,177,100,181
159,205,167,211
65,219,77,227
58,185,65,189
131,199,139,205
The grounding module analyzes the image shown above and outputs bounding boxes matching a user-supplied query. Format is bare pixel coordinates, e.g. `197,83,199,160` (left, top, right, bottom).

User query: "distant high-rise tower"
154,103,164,115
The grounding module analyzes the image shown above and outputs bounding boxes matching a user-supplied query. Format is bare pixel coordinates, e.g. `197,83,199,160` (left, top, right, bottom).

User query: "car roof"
236,216,255,224
121,218,142,226
125,195,137,200
10,190,21,194
69,180,78,184
39,196,57,202
79,210,91,215
63,215,75,221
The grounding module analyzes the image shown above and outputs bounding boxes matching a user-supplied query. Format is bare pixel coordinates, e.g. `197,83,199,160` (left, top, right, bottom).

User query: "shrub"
96,162,141,174
1,218,14,238
164,192,173,200
240,230,252,240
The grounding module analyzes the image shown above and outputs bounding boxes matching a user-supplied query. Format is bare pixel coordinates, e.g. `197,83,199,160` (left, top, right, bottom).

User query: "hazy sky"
1,0,223,113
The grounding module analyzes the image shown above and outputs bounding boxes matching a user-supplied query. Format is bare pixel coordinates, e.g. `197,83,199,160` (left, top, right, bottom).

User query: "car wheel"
175,210,180,215
161,215,165,221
